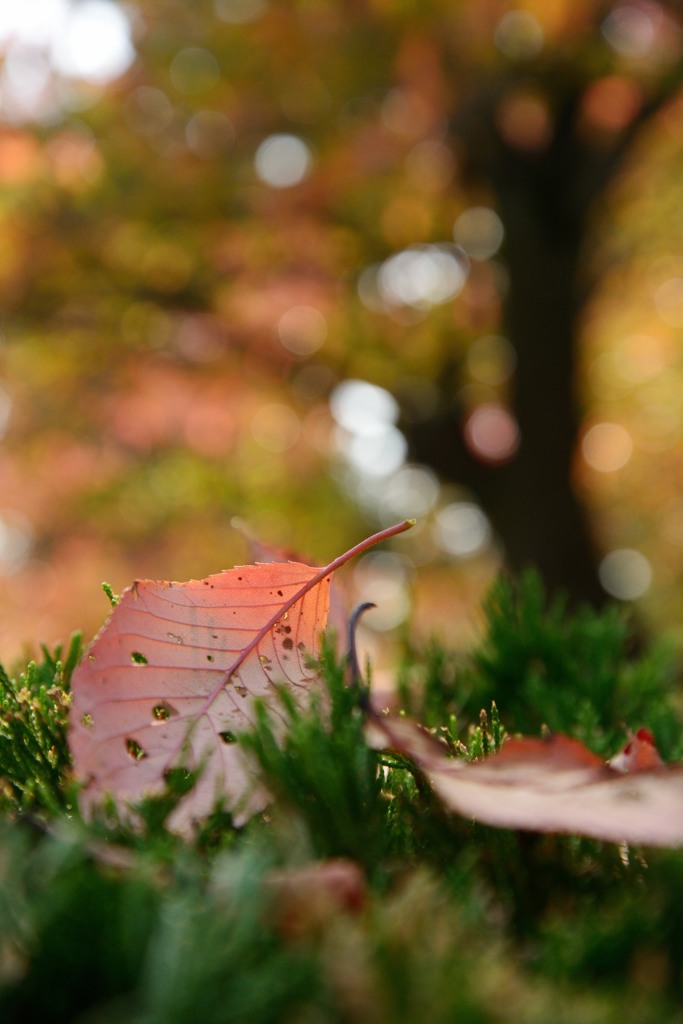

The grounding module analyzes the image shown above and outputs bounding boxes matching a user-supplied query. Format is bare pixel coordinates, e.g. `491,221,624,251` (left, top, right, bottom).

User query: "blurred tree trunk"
491,158,604,606
409,77,680,607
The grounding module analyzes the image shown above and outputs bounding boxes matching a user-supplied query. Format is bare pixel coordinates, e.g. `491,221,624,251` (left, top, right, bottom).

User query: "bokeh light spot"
356,264,385,312
278,305,327,356
329,381,407,480
173,314,224,363
340,426,407,478
0,131,43,182
330,380,398,437
2,46,56,123
581,422,633,472
51,0,135,83
608,333,668,385
380,464,440,519
463,404,520,464
493,11,544,60
434,502,492,558
602,4,657,57
0,0,70,49
466,335,517,386
46,127,102,186
124,86,174,136
496,91,552,152
254,133,312,188
0,511,33,575
599,549,652,600
378,245,468,309
580,76,642,135
381,88,433,140
454,207,504,260
352,552,411,631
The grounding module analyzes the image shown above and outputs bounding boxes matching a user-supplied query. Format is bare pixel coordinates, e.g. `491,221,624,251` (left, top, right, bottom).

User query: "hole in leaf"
126,738,147,760
131,651,148,664
220,730,238,744
152,702,176,722
207,654,214,662
81,712,94,728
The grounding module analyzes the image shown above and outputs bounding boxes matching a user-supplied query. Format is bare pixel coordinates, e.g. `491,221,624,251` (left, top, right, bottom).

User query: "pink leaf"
69,520,413,833
232,517,350,646
369,716,683,847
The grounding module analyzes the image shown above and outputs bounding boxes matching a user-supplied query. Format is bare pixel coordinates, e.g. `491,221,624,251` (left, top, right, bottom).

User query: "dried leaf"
369,715,683,847
69,521,413,833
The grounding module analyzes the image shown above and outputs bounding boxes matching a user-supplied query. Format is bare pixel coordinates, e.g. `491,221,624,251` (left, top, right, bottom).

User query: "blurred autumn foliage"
2,0,683,658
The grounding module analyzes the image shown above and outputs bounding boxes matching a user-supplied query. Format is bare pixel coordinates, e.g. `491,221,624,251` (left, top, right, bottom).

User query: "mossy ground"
2,573,683,1023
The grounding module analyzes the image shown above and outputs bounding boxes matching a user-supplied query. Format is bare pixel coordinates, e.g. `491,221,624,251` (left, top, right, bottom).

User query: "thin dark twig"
346,602,376,711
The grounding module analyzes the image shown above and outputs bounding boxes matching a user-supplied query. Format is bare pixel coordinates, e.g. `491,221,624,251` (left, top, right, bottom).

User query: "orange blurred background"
2,0,683,663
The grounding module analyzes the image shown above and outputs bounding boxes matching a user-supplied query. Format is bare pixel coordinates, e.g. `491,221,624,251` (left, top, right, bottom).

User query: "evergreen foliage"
399,572,682,758
0,632,81,815
1,573,683,1022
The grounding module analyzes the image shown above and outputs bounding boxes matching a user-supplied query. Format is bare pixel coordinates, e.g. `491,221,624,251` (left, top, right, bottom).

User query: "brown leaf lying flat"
369,716,683,847
69,520,413,834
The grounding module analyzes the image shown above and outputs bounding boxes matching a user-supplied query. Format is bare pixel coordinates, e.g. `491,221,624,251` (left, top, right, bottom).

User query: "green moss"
241,643,391,873
399,570,683,759
2,574,683,1021
0,632,81,815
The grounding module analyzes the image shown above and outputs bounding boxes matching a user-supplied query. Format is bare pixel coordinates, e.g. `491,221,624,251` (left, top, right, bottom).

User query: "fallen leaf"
609,726,664,773
231,516,350,645
369,715,683,847
267,859,366,939
69,520,413,833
